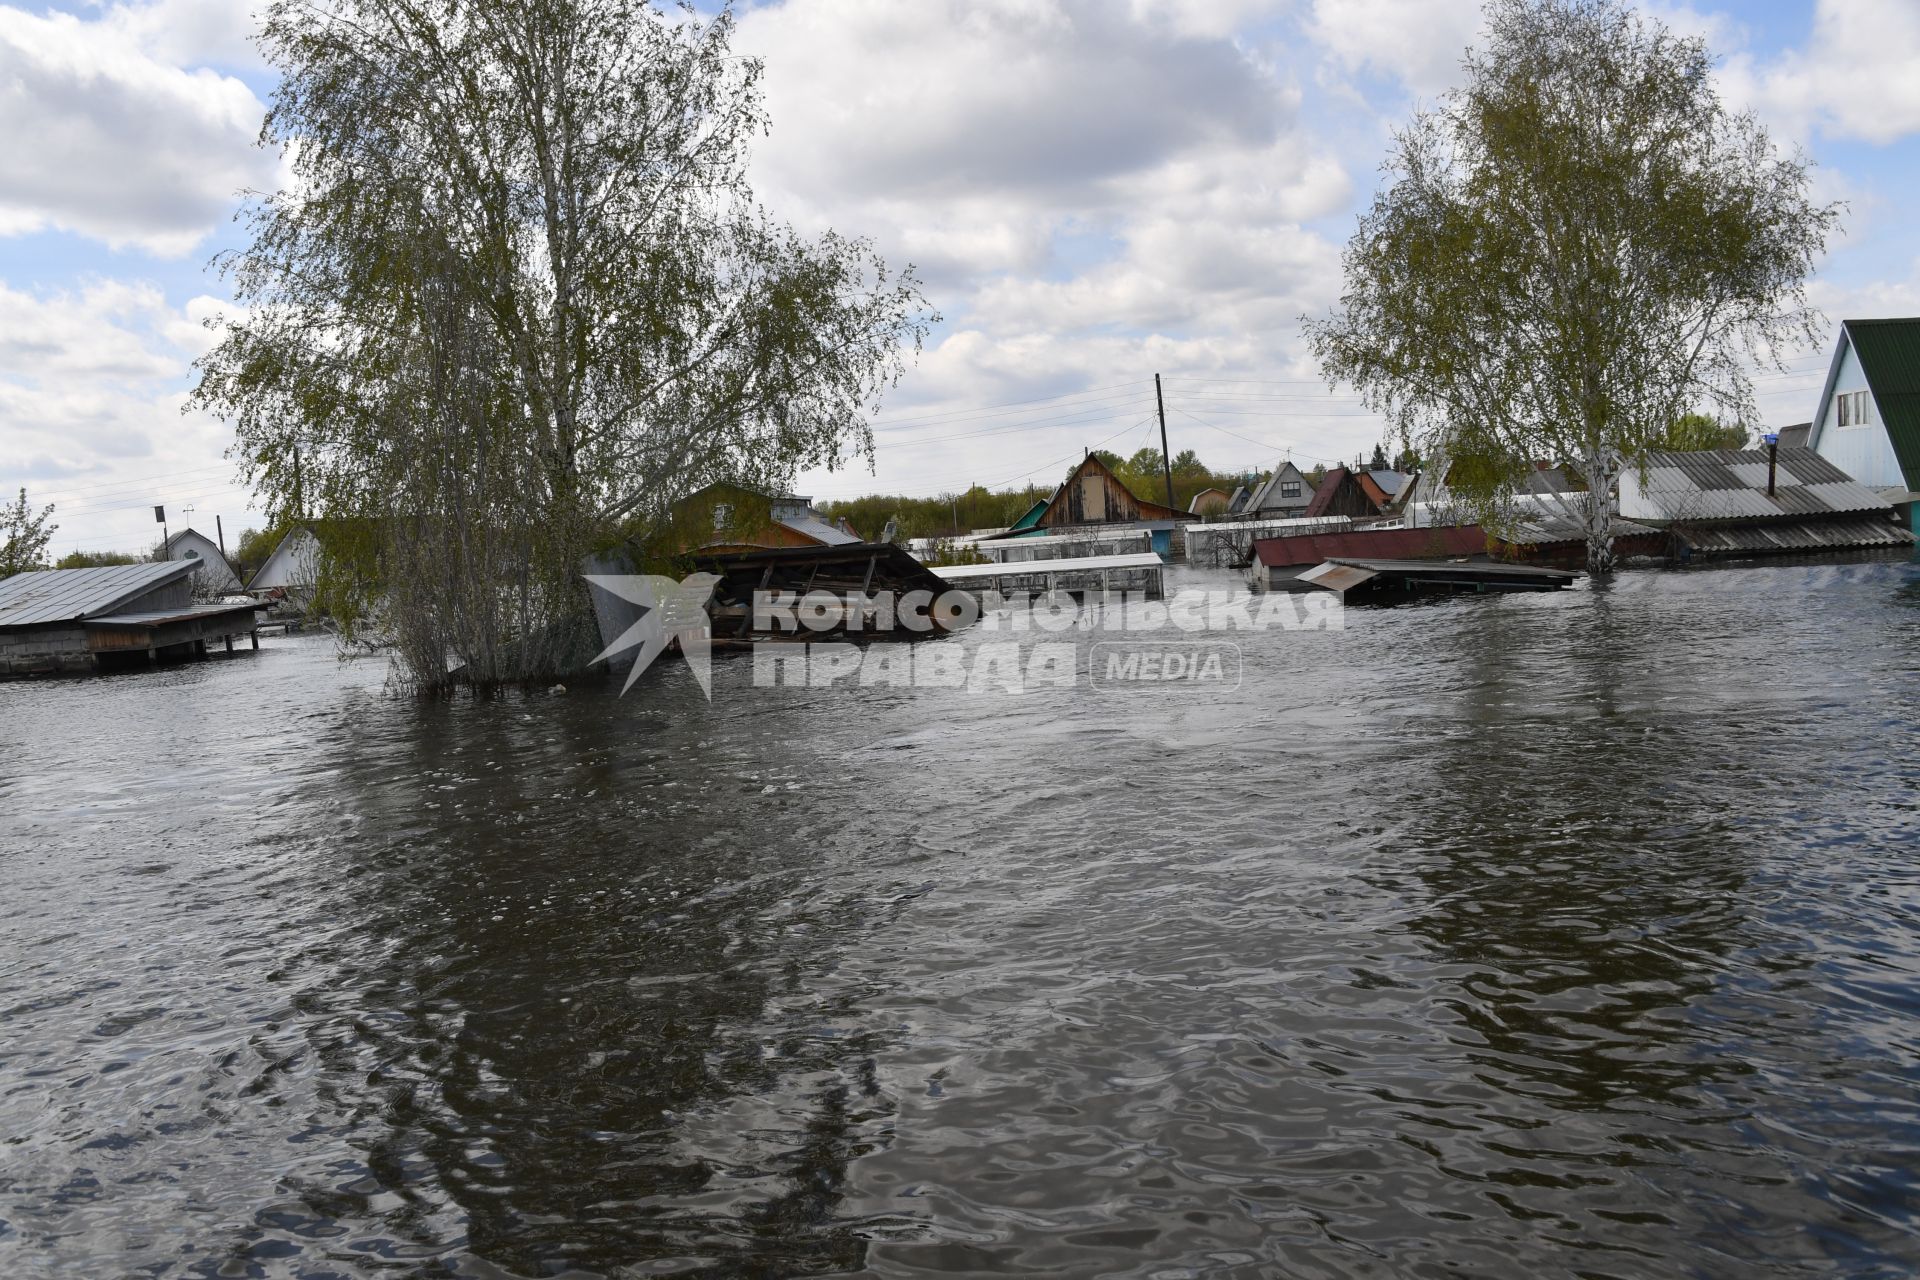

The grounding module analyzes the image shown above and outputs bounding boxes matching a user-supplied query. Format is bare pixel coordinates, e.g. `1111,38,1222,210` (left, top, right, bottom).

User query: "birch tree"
1304,0,1834,574
0,489,56,579
193,0,931,686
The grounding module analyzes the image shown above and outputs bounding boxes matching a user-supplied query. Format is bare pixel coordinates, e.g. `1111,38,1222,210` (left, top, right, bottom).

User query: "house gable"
1810,320,1920,493
1037,454,1180,528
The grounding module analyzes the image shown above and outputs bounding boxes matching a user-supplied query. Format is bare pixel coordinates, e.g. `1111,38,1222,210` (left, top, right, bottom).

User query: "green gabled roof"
1844,318,1920,491
1008,498,1049,531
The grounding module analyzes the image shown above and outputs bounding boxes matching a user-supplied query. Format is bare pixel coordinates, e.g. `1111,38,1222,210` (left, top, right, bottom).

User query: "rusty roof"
0,561,196,629
1253,524,1492,567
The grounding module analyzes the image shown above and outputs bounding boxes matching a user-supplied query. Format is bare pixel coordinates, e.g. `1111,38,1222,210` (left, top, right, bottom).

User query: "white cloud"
1722,0,1920,145
740,0,1377,494
0,4,272,256
0,281,248,552
1305,0,1482,99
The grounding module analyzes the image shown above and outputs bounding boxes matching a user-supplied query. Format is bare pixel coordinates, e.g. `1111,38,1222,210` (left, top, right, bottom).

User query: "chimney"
1763,432,1779,497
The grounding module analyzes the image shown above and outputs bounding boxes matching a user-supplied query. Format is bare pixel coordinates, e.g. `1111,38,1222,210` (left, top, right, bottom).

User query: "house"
1244,462,1317,519
1364,470,1415,513
1301,467,1383,519
247,526,323,594
996,452,1191,557
161,527,242,595
676,483,863,554
1187,487,1231,517
1038,453,1182,528
1806,319,1920,531
0,561,261,676
1617,446,1913,557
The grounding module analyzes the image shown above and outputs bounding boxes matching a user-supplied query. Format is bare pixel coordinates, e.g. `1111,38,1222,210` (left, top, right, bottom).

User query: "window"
1280,481,1301,498
1837,389,1871,428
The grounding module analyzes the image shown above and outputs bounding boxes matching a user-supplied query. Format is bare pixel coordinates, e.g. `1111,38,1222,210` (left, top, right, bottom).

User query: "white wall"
1813,339,1907,489
249,528,321,591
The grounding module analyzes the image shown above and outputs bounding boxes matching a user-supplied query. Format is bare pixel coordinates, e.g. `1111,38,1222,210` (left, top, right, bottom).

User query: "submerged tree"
194,0,931,687
0,489,56,579
1305,0,1835,574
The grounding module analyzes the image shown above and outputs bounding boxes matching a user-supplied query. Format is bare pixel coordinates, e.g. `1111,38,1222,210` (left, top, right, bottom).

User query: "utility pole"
1154,373,1176,512
215,515,227,561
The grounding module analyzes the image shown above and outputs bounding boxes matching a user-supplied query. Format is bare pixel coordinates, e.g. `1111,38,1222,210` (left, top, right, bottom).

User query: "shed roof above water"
0,561,196,628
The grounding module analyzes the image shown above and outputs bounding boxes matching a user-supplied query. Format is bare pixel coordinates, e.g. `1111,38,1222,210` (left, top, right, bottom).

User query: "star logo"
584,572,723,698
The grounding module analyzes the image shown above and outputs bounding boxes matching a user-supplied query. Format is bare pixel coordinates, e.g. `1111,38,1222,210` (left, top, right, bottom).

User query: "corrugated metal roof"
1621,447,1891,523
1843,319,1920,492
1677,514,1914,556
0,561,196,628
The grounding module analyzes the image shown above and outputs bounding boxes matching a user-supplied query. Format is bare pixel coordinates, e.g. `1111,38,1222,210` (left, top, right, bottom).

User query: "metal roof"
776,515,861,546
1620,447,1891,523
1676,514,1913,556
0,561,196,628
87,601,265,628
1840,319,1920,491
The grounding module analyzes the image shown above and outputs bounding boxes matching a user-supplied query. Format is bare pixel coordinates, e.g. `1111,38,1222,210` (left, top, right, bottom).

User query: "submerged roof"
0,560,195,628
1676,514,1912,556
1622,447,1891,523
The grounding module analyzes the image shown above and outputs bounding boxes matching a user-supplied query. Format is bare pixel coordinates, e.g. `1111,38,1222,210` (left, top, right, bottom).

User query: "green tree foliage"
0,489,56,579
821,448,1252,539
53,549,138,570
192,0,931,687
1305,0,1835,573
1659,412,1750,451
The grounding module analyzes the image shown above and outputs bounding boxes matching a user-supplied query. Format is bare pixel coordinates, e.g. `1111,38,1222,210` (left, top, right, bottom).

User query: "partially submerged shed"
0,561,261,676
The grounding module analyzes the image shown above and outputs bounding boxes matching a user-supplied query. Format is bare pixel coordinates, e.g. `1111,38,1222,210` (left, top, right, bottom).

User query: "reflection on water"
2,558,1919,1277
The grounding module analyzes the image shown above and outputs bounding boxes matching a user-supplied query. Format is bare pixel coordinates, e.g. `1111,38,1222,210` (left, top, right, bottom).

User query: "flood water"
3,559,1920,1278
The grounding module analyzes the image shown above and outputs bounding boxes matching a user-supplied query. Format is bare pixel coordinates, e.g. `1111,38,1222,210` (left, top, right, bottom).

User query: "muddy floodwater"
3,561,1919,1278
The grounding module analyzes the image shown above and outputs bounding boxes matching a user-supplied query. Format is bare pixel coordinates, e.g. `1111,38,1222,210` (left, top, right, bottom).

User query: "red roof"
1252,524,1493,567
1301,467,1349,518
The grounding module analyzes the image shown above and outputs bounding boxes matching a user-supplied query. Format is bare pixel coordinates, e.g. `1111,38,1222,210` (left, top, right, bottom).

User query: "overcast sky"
5,0,1920,554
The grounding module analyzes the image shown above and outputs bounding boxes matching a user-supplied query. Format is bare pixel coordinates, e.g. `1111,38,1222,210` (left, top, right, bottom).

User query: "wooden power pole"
1155,373,1176,512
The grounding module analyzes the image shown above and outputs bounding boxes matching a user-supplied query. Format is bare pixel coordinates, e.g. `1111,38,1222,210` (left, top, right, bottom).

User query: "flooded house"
0,561,261,676
1242,461,1318,519
1186,487,1232,517
1805,318,1920,532
1300,466,1385,519
676,483,863,554
161,527,243,596
994,453,1191,557
246,526,323,597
